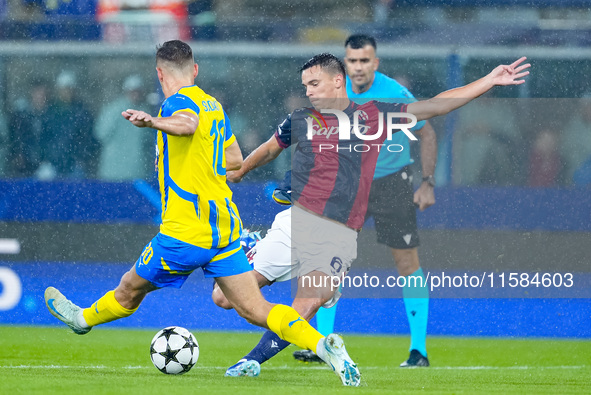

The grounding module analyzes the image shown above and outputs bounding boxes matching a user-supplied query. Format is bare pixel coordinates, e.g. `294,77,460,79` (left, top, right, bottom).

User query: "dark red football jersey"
274,100,408,229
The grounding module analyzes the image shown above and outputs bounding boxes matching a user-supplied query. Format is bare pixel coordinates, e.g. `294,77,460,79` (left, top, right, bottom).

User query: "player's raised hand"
122,109,155,128
488,57,531,86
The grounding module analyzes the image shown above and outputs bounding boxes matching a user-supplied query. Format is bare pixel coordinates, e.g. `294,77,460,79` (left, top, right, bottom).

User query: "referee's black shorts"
365,166,420,250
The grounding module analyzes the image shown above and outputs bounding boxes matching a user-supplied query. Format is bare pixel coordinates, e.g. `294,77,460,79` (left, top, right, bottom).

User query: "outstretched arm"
122,109,199,136
226,135,284,183
408,57,530,121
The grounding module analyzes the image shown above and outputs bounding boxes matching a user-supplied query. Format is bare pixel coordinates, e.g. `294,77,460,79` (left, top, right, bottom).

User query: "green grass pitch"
0,326,589,394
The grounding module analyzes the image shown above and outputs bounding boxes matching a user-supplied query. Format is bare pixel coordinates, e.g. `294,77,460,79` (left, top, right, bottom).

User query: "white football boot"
45,287,91,335
320,334,360,386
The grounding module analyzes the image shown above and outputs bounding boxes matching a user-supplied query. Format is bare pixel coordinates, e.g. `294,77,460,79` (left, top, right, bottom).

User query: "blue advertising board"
1,262,589,338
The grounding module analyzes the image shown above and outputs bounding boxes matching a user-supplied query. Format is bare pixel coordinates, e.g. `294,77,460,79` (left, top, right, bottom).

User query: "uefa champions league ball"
150,326,199,374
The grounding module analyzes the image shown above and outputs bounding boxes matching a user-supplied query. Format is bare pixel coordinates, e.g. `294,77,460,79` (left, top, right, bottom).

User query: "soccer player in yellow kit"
44,40,361,387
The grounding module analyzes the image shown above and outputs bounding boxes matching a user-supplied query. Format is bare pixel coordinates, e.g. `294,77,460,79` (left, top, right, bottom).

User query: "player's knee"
393,249,420,276
211,287,233,310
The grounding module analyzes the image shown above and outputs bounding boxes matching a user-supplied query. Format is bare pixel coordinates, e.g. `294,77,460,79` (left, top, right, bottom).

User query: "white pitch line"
0,365,109,369
245,365,589,371
0,365,587,371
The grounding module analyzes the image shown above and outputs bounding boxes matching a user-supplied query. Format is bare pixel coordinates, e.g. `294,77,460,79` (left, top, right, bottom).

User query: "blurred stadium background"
0,0,590,340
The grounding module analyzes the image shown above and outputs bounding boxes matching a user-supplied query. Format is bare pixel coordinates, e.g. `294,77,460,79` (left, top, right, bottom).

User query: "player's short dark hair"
345,34,377,50
156,40,194,68
300,53,346,78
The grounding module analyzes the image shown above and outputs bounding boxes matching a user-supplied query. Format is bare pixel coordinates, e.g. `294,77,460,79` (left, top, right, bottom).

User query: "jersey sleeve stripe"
224,133,236,148
223,110,234,142
171,108,199,117
161,93,201,117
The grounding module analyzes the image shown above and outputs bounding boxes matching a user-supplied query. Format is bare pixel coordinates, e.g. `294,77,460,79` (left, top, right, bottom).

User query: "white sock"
77,311,90,328
315,337,327,362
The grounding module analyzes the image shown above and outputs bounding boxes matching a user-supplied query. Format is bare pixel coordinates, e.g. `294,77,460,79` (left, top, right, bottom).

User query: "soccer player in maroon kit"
214,53,530,376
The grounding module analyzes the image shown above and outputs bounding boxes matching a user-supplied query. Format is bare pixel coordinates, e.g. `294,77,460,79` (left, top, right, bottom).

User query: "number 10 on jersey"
210,119,226,176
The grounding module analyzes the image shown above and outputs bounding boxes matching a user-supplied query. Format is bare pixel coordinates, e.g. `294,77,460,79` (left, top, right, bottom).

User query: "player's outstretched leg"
45,268,147,334
317,333,360,387
217,274,361,386
44,287,91,335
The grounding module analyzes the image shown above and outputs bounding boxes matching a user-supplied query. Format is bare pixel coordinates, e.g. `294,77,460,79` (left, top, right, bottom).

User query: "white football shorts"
252,206,357,307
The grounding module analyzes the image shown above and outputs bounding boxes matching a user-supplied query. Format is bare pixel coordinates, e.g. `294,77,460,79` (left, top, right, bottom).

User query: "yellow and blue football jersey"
156,85,242,248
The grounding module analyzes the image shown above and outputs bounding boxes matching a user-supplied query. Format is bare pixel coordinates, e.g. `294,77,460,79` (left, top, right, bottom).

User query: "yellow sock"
82,290,137,327
267,304,323,351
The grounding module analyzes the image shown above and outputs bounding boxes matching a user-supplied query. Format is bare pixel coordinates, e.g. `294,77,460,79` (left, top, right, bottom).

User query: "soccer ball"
150,326,199,374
